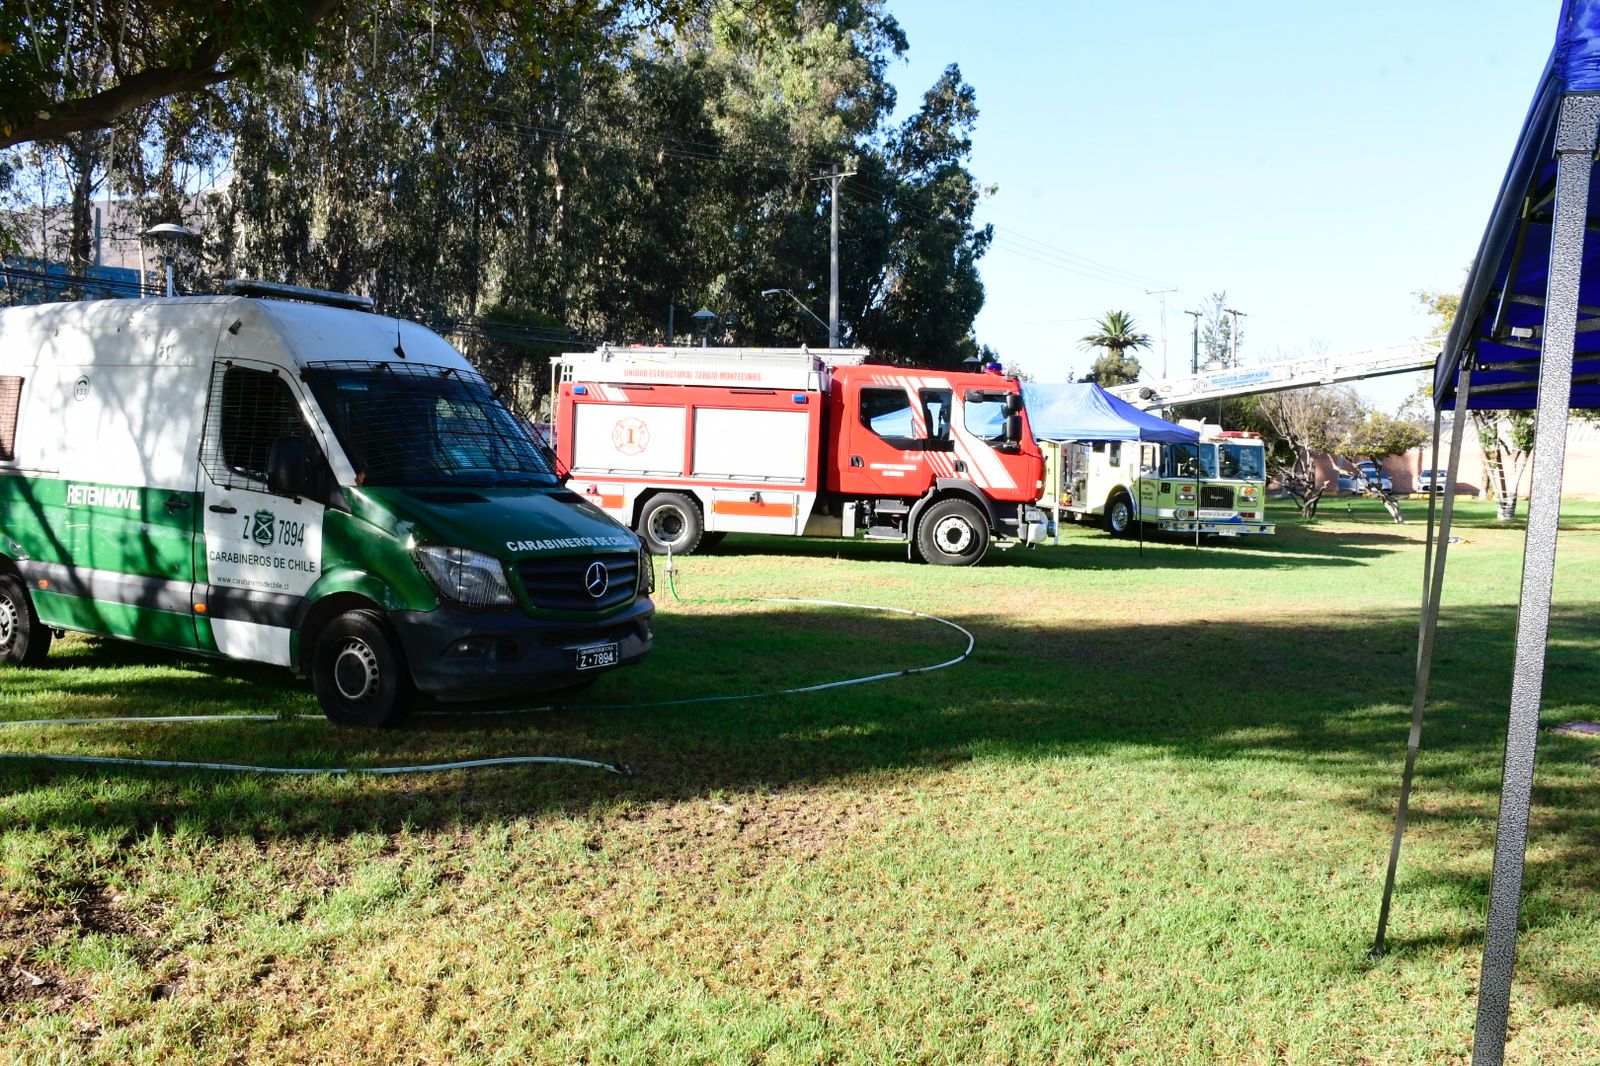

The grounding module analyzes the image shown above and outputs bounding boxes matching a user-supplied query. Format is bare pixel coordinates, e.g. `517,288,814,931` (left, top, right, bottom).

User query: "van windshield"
304,361,559,488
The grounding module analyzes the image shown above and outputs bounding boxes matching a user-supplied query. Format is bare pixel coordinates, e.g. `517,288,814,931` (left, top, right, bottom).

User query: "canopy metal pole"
1137,442,1146,558
1372,357,1473,959
1470,91,1599,1066
1193,447,1201,549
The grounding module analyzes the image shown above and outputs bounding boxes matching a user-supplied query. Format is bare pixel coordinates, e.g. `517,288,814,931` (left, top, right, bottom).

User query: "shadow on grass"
712,519,1418,572
3,549,1599,1007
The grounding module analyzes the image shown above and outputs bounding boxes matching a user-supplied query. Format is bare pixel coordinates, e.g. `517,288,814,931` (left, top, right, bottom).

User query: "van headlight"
638,545,656,596
416,546,515,607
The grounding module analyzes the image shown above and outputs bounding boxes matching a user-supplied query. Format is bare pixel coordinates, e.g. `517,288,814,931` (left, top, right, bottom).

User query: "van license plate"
575,643,619,670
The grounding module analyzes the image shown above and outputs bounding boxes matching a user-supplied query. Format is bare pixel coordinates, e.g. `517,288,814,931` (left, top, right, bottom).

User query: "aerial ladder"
1103,341,1437,410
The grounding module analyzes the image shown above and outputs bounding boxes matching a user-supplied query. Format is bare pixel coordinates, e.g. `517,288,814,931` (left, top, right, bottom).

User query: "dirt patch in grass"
0,880,177,1017
0,885,123,1013
603,786,916,883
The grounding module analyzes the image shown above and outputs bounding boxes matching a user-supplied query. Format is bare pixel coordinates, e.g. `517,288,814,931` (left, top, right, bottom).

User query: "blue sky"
883,1,1556,405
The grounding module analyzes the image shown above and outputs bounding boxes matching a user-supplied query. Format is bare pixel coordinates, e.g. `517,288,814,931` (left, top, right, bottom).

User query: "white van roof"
0,296,473,374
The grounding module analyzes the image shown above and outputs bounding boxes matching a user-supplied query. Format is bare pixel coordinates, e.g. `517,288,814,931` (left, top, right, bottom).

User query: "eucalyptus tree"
850,64,992,367
0,1,696,150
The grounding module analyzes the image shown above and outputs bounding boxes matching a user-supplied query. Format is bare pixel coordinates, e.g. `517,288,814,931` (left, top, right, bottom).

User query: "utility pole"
1146,288,1176,379
812,163,856,348
1184,310,1201,374
1224,307,1247,368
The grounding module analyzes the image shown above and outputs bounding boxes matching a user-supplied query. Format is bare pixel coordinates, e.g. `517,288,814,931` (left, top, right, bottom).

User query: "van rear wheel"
0,574,51,666
311,610,414,728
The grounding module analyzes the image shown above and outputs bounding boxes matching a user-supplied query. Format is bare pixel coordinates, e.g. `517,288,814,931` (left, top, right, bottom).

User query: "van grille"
518,552,638,612
1200,486,1234,509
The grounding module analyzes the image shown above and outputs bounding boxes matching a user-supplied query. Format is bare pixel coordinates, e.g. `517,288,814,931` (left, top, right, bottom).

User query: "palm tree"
1078,310,1151,385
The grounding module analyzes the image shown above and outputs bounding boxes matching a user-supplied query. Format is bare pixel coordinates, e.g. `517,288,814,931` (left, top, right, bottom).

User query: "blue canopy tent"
1017,383,1198,550
1021,382,1198,444
1375,4,1600,1062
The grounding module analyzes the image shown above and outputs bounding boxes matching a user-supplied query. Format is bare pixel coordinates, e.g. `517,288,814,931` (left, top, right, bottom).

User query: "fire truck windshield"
1160,443,1215,479
1217,442,1264,480
963,390,1010,443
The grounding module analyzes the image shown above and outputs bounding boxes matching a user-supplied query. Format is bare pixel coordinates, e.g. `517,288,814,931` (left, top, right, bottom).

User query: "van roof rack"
223,279,375,312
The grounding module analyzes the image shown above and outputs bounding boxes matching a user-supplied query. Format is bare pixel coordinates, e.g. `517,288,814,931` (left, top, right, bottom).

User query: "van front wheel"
0,574,51,666
311,610,414,728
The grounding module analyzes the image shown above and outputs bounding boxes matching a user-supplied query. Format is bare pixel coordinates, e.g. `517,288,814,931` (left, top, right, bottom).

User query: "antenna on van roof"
393,324,406,359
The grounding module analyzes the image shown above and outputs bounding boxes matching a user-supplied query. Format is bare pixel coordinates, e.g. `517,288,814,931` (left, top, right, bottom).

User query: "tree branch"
2,0,342,151
5,47,231,150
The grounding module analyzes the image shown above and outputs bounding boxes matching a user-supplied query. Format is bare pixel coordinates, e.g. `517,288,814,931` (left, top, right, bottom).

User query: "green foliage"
1,2,699,150
1337,410,1427,460
7,1,993,374
1081,349,1142,386
1198,291,1242,367
1416,287,1460,340
1,0,334,149
850,64,993,367
1077,310,1150,385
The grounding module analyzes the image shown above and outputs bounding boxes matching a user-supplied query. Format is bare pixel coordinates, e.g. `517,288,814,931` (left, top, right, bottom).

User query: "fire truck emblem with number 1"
612,417,649,455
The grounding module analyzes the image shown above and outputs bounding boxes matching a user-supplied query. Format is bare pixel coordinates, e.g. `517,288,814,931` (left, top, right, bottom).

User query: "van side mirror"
267,436,310,497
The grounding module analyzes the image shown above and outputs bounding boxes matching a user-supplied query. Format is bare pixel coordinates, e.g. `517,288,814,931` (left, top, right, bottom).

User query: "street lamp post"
143,223,196,297
760,288,829,341
691,308,719,347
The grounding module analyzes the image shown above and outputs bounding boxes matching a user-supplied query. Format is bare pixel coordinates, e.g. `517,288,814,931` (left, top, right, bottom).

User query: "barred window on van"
199,364,313,491
0,376,21,461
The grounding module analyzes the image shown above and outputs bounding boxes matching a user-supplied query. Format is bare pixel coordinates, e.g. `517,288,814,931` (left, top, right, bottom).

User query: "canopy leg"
1371,357,1472,959
1470,92,1599,1066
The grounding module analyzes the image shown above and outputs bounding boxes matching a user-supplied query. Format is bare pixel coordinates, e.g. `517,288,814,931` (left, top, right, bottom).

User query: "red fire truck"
550,347,1049,565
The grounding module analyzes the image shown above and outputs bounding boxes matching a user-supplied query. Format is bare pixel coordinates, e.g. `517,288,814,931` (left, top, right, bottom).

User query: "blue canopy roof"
1021,382,1198,444
1436,0,1600,409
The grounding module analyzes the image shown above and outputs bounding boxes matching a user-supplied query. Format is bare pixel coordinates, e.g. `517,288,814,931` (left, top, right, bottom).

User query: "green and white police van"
0,283,655,726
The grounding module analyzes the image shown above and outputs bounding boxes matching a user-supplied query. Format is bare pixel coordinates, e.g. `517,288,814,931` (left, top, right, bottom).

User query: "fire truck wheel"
639,493,704,555
0,574,52,666
1104,491,1135,536
916,498,990,566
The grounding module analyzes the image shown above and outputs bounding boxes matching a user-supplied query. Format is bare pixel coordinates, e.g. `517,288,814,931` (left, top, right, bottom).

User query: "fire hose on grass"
0,551,975,778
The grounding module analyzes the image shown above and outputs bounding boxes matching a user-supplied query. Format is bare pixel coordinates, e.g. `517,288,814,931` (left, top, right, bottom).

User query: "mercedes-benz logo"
584,561,609,598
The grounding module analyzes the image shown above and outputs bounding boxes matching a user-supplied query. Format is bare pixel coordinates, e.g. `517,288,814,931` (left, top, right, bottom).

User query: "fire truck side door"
839,383,932,497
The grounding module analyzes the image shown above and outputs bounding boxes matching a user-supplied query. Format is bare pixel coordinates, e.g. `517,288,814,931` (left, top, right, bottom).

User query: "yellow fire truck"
1042,423,1274,537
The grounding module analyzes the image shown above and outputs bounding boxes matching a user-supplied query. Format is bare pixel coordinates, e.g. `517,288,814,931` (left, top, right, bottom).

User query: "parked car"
1335,474,1362,495
1355,460,1393,494
1416,468,1449,494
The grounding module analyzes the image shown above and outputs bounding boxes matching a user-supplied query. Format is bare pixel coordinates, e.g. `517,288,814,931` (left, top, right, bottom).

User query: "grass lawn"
3,496,1600,1063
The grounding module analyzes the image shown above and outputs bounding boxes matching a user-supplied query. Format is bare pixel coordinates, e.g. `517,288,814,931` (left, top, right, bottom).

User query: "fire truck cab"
552,347,1049,565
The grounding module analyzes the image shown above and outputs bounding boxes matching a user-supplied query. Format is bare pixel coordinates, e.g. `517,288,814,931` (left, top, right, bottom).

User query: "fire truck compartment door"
692,407,809,482
707,490,801,534
571,403,686,475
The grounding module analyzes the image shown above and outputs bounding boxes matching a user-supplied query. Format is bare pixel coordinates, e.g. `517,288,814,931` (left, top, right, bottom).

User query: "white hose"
0,596,973,777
